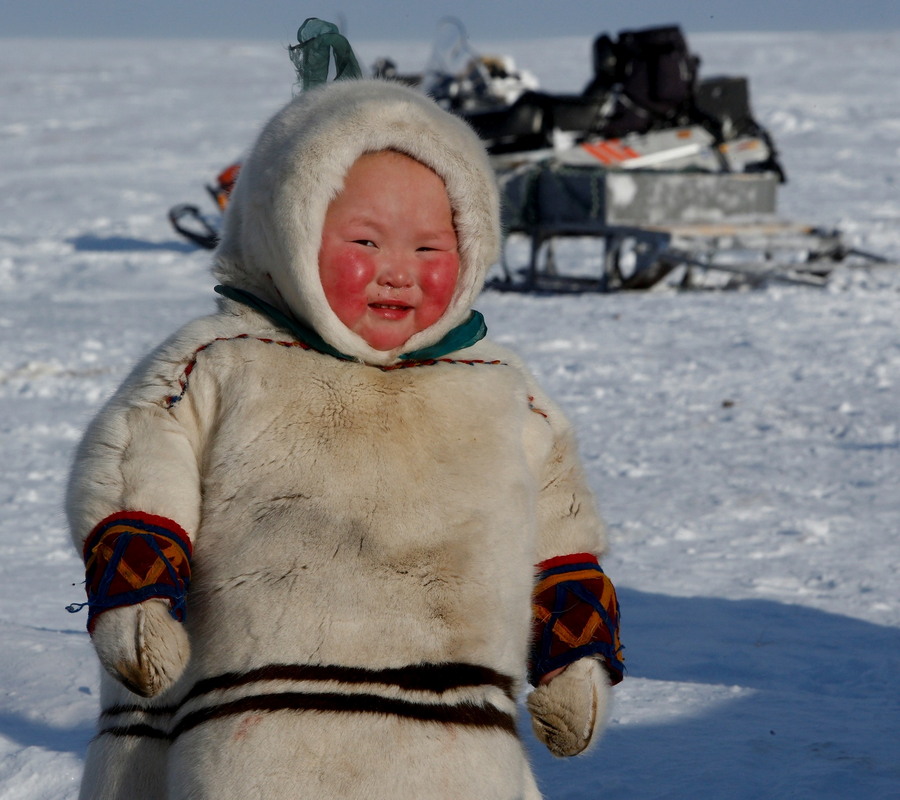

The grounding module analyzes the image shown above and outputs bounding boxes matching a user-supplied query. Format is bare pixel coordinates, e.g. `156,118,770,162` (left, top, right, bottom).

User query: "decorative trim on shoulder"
527,395,550,419
163,334,511,408
380,356,508,372
165,334,313,408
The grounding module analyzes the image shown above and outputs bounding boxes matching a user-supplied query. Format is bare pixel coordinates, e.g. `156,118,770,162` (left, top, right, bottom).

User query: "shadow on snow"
525,588,900,800
68,234,196,254
0,711,94,756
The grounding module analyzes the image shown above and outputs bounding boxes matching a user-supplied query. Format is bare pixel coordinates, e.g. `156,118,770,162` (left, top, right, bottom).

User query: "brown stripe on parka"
171,690,518,740
93,722,170,741
180,661,518,704
95,661,519,741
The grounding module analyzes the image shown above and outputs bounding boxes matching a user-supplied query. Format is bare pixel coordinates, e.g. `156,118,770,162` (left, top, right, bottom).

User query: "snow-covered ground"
1,30,899,799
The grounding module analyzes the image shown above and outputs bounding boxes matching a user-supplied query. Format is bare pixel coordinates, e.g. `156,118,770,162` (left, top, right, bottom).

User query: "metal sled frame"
494,219,855,292
490,166,887,292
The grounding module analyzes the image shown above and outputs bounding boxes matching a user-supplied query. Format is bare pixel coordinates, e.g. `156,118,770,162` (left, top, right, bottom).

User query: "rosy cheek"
419,253,460,317
320,244,376,320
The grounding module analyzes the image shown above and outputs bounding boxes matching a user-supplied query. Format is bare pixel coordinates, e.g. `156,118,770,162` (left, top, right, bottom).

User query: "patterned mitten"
71,511,194,696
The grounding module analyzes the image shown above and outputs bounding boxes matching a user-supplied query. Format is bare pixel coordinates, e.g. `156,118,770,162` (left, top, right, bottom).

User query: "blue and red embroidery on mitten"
68,511,193,633
529,553,624,686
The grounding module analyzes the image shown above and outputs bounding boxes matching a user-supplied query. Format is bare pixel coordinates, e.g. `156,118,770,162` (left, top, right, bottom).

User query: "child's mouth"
369,302,412,319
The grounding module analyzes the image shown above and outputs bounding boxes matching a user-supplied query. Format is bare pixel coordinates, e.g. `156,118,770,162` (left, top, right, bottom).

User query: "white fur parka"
68,80,615,800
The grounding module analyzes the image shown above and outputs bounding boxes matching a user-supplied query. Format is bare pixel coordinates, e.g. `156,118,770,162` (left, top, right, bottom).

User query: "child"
68,79,623,799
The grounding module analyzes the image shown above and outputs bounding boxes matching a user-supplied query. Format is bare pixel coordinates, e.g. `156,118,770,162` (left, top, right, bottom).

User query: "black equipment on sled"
453,23,783,182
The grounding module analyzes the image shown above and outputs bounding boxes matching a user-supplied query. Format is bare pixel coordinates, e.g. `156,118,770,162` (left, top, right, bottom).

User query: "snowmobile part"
417,17,540,116
442,23,786,181
371,57,421,87
168,204,219,250
206,162,241,211
595,25,700,136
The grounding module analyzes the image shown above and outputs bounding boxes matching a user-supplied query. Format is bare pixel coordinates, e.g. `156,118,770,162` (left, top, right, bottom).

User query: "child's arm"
524,383,624,756
67,333,210,697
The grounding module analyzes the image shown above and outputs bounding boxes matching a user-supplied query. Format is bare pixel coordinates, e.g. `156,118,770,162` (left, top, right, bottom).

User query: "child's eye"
352,239,376,247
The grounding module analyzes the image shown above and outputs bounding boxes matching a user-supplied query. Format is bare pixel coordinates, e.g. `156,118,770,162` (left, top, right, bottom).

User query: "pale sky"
6,0,899,40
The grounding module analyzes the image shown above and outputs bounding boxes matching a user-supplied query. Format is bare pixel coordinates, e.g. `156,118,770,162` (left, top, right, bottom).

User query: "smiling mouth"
368,302,413,319
369,302,412,311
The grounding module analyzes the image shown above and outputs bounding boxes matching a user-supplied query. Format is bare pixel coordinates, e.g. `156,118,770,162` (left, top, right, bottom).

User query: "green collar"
214,285,487,363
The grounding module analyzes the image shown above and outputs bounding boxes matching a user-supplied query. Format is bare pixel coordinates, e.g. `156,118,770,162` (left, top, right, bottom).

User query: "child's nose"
377,259,414,288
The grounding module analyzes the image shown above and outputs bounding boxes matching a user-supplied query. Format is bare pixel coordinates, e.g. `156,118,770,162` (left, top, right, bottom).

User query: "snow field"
1,31,898,799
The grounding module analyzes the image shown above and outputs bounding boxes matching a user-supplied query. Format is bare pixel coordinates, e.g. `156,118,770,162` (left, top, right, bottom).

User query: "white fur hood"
213,79,501,366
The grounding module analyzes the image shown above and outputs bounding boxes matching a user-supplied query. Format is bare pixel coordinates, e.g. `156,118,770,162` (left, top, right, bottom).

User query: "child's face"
318,151,460,351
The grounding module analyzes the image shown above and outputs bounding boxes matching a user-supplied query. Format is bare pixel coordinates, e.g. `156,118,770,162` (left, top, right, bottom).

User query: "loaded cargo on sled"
169,19,890,291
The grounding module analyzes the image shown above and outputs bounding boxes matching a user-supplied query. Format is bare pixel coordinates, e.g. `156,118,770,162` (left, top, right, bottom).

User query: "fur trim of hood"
213,79,501,366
